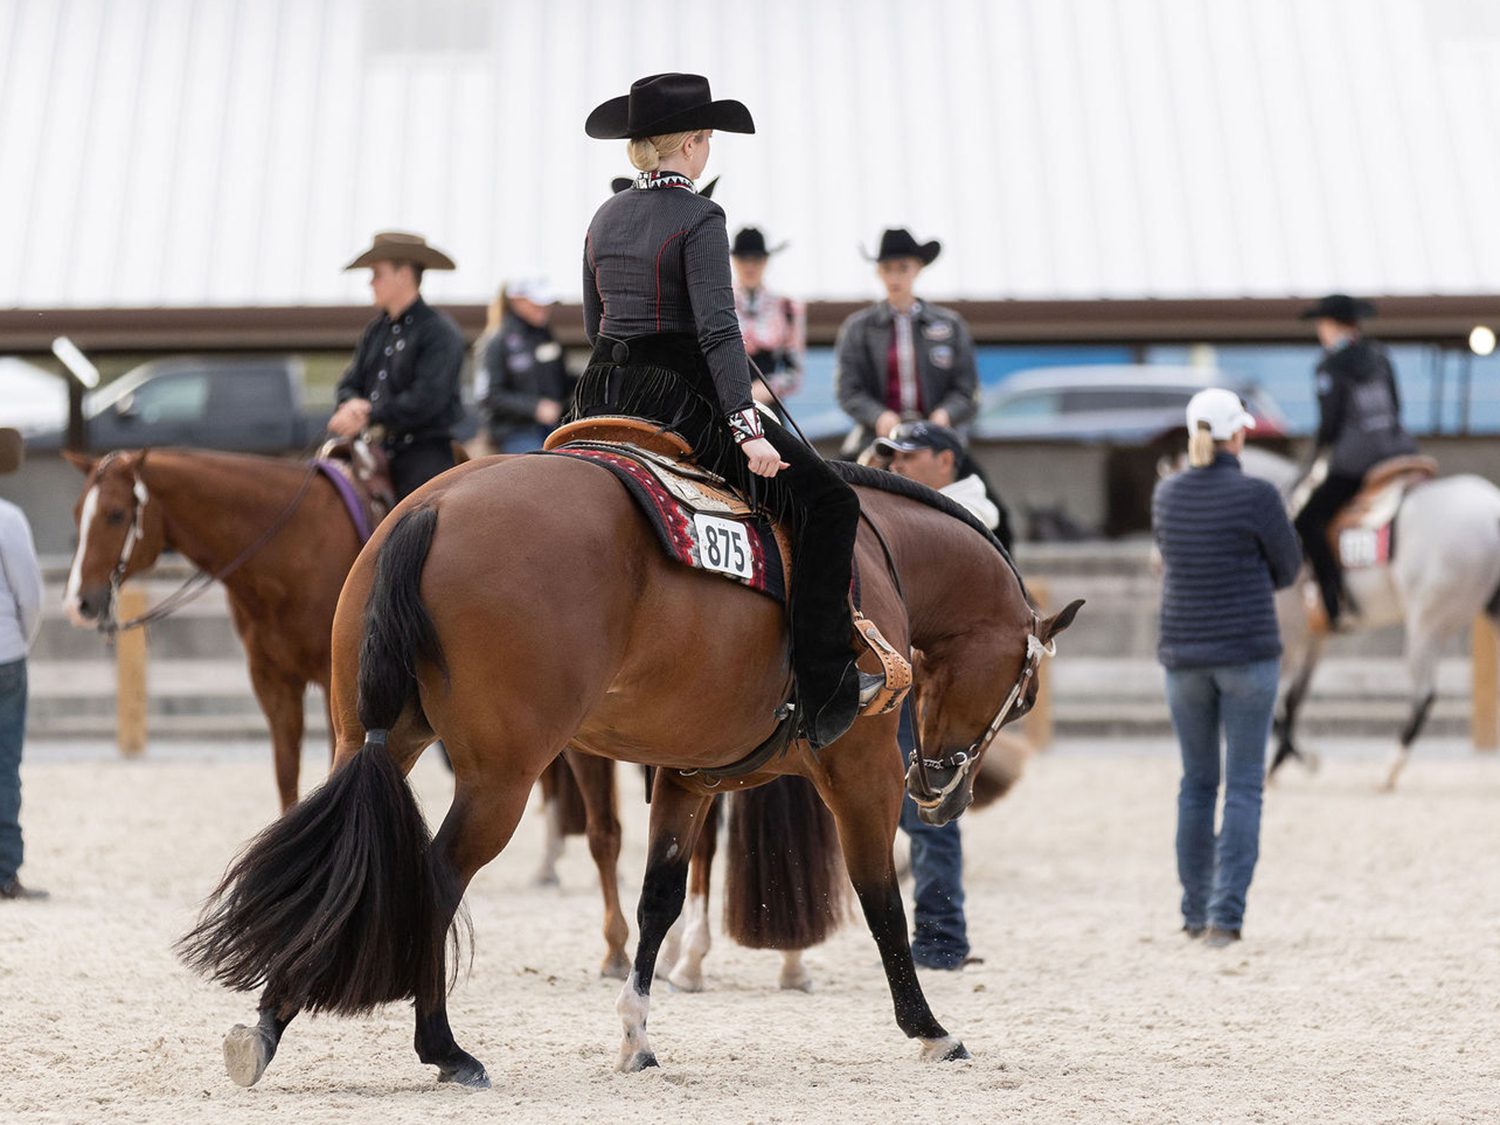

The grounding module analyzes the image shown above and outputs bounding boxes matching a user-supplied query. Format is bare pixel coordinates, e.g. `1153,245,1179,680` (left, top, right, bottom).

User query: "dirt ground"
1,737,1497,1124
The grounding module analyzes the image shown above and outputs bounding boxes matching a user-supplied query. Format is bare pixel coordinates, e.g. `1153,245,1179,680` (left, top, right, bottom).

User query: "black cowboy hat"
865,228,941,266
1299,293,1377,324
586,73,754,140
612,174,719,199
730,226,786,258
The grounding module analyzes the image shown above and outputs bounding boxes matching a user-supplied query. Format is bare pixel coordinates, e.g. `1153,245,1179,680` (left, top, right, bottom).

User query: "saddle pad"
546,445,787,604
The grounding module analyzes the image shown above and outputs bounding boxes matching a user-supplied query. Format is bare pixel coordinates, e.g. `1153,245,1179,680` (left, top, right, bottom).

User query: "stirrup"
852,611,912,716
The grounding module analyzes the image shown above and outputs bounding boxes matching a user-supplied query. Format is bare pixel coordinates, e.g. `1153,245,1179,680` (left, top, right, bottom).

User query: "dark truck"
28,356,333,453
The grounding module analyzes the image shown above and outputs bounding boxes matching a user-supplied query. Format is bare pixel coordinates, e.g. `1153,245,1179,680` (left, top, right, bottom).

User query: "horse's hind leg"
1384,624,1443,792
413,779,535,1087
565,749,631,979
1270,635,1324,781
662,795,720,992
812,730,967,1062
223,1004,297,1087
616,776,714,1072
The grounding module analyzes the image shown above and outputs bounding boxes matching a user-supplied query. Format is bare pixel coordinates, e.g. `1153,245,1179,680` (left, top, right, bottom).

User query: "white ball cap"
1186,387,1256,439
507,277,556,306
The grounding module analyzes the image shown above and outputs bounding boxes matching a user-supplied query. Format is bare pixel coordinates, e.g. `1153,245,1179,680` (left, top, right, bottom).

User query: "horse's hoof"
778,969,814,993
919,1035,970,1062
437,1058,491,1089
532,873,560,889
223,1023,272,1088
1303,751,1321,774
618,1050,659,1073
600,953,631,981
665,969,704,993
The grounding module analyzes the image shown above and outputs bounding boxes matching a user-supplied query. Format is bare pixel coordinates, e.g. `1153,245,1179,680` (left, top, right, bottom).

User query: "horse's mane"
829,461,1028,597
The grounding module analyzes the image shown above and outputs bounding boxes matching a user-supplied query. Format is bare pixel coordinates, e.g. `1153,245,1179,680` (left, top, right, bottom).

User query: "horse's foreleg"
663,794,720,992
566,750,631,979
616,777,713,1072
1270,634,1324,779
813,740,967,1062
413,780,534,1088
246,662,306,813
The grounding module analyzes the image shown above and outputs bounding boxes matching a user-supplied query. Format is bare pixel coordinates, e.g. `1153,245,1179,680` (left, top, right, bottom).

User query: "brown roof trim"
1,295,1496,354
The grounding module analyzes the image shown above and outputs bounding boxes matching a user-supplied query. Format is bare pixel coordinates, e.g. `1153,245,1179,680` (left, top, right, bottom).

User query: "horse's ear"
1037,598,1085,644
63,450,96,475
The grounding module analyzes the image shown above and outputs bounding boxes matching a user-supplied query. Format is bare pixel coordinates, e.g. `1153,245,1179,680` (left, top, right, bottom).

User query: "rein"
905,615,1056,810
98,453,324,636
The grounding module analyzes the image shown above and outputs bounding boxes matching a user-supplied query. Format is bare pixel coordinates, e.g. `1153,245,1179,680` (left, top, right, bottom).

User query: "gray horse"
1163,447,1500,790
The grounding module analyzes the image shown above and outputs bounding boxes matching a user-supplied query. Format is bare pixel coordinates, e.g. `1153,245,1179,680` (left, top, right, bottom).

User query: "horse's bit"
904,613,1057,810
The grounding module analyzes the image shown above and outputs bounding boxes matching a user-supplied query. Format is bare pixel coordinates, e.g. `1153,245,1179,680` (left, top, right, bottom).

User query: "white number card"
692,513,754,580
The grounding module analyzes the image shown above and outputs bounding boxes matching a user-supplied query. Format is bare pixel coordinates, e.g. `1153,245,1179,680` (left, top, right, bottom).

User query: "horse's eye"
104,510,128,527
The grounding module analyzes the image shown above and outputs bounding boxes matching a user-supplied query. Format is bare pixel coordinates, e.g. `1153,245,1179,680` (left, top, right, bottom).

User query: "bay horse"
180,453,1082,1086
63,449,364,810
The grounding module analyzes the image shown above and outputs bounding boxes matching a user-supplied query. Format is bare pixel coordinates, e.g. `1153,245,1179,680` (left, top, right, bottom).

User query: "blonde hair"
484,284,506,335
1188,421,1219,468
627,130,702,172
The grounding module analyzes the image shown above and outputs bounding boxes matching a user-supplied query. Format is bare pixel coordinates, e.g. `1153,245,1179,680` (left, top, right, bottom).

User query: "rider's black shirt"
336,296,465,446
1314,336,1417,477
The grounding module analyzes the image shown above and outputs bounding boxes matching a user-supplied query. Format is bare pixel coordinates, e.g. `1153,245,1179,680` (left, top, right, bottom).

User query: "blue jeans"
1164,658,1279,932
896,704,968,968
0,658,28,884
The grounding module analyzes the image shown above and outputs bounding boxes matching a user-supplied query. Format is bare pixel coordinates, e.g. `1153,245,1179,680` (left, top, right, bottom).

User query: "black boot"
803,661,863,751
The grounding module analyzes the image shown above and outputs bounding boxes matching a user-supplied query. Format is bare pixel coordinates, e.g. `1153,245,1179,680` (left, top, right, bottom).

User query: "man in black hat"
332,231,466,499
730,227,804,407
1294,294,1417,628
834,229,978,457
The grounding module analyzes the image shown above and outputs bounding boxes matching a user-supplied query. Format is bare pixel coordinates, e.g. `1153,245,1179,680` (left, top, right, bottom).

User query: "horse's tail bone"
357,505,447,733
176,733,463,1016
723,775,847,949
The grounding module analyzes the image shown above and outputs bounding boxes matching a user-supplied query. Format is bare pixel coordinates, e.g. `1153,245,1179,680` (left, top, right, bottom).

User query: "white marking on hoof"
919,1035,970,1063
223,1023,271,1088
665,893,709,992
615,973,654,1072
1381,747,1409,792
779,950,813,992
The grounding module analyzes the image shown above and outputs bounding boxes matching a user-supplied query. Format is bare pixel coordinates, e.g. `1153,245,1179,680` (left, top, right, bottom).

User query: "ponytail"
1188,421,1217,468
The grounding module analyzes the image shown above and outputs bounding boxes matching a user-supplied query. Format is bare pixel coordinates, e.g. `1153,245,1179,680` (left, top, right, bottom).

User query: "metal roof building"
2,0,1499,313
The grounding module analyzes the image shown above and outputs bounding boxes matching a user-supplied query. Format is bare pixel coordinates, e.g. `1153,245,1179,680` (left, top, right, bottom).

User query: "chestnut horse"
180,454,1082,1086
63,449,363,810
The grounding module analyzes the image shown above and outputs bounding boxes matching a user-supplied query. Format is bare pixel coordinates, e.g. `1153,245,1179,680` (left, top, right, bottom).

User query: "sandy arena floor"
1,737,1497,1124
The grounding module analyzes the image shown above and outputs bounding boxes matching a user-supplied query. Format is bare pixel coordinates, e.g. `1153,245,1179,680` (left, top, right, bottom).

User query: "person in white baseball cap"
1185,387,1256,463
478,278,573,452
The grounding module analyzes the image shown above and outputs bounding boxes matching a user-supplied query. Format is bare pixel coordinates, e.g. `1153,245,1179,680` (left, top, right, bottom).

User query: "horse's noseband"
905,616,1057,810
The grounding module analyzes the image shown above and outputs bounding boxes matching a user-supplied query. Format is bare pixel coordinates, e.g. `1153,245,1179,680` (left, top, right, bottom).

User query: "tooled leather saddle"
1328,454,1438,570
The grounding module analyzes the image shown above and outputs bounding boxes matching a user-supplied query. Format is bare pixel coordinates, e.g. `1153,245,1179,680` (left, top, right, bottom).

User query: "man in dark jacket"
834,229,979,456
1293,294,1418,628
332,231,465,499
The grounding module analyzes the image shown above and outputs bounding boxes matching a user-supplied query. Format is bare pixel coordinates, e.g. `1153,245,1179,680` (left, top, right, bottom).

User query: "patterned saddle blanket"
541,418,789,604
1329,455,1438,570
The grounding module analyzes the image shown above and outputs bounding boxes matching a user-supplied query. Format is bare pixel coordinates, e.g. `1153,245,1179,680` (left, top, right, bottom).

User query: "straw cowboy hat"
343,231,456,271
586,73,754,139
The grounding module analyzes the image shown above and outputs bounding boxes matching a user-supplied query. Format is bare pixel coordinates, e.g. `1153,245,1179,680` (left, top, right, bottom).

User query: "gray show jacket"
834,301,979,449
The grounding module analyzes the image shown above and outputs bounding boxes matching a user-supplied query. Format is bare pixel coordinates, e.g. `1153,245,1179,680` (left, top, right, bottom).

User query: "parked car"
24,356,335,453
972,365,1288,443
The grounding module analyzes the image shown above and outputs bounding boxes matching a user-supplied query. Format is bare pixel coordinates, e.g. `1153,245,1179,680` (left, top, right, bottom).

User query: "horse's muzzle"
68,586,111,628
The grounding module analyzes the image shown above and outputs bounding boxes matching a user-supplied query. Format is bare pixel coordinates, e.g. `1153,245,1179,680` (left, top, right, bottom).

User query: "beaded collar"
635,171,697,192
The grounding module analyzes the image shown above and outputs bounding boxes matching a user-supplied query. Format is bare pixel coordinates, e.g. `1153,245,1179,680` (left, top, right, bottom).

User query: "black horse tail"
723,776,847,949
177,505,462,1017
357,505,447,733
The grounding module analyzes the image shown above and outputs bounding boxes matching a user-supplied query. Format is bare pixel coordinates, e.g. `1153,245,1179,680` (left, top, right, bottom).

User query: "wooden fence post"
1474,614,1498,752
115,587,148,757
1026,579,1054,749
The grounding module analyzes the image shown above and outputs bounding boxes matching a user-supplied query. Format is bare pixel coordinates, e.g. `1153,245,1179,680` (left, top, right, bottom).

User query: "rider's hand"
534,398,563,426
328,400,369,438
875,410,902,438
741,437,789,478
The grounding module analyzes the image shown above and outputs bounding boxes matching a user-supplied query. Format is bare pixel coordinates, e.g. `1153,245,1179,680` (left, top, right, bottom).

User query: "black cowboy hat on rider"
579,73,879,749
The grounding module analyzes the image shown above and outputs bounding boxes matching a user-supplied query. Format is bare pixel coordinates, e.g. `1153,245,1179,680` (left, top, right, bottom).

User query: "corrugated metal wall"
1,0,1497,309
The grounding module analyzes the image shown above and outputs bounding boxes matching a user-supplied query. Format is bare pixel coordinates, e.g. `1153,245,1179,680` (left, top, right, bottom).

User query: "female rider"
580,73,876,750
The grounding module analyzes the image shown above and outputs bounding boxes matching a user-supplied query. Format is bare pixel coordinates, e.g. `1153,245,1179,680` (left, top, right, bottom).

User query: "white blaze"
64,485,99,626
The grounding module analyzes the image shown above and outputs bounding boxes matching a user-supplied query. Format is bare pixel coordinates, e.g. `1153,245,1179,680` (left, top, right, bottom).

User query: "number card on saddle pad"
1328,455,1438,570
543,444,789,603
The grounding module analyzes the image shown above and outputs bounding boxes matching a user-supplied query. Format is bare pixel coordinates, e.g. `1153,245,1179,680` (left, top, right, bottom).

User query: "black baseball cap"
873,421,963,458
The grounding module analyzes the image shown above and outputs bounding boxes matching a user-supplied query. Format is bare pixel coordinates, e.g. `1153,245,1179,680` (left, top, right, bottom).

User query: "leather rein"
94,450,323,637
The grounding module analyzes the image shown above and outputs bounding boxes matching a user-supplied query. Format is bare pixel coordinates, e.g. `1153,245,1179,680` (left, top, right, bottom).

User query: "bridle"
904,612,1056,810
91,452,322,636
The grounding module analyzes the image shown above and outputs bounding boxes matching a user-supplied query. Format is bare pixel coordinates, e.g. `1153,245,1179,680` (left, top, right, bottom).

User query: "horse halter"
905,611,1057,810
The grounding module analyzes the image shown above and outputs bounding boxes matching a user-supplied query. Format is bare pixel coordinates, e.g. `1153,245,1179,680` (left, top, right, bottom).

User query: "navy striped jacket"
1151,453,1302,670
